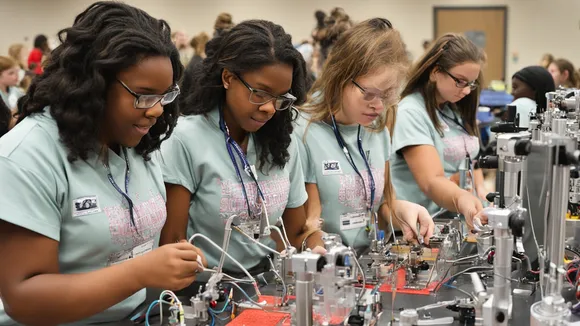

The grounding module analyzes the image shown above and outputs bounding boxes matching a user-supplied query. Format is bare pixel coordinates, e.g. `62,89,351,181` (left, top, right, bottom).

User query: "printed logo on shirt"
218,175,290,223
72,196,101,217
322,160,342,175
104,191,167,248
338,167,385,210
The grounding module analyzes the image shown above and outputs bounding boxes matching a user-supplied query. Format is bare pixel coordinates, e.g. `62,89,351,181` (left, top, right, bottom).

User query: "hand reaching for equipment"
394,200,435,245
134,241,206,291
456,192,486,231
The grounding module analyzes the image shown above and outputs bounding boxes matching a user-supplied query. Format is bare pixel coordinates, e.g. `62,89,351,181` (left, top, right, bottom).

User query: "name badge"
109,239,154,266
72,196,101,217
340,211,368,231
322,160,342,175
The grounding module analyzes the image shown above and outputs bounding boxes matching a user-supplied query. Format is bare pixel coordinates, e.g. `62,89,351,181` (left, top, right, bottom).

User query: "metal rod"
295,272,313,326
547,165,570,271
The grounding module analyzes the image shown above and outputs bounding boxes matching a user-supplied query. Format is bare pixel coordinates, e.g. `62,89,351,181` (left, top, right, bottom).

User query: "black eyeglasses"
117,79,180,109
440,68,478,91
352,80,397,104
234,74,296,111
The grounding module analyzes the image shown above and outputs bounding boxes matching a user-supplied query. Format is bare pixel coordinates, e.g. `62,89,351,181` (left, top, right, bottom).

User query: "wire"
159,291,181,326
233,226,280,256
145,299,173,326
275,217,292,250
209,297,231,315
567,268,578,285
526,181,544,298
441,254,480,264
443,283,476,300
209,312,215,326
389,211,398,244
269,224,289,252
218,215,238,273
267,255,288,304
222,281,264,309
435,266,493,292
189,233,256,288
348,247,366,305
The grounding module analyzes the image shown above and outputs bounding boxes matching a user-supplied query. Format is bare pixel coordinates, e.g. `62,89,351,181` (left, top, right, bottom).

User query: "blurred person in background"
7,43,32,90
548,58,580,89
172,30,192,66
510,66,555,128
28,34,51,75
539,53,554,69
213,12,234,38
180,32,210,102
0,56,25,111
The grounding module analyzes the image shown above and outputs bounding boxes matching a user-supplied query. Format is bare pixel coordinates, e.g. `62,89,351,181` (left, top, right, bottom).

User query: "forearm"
424,176,471,213
159,219,188,245
473,168,485,189
379,201,403,230
297,229,325,250
4,259,144,326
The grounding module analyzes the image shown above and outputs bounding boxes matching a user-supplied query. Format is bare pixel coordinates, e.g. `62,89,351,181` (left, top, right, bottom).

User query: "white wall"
0,0,578,81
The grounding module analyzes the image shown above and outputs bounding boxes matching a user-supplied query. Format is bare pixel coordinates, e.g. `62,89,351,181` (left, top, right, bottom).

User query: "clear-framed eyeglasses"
117,79,180,109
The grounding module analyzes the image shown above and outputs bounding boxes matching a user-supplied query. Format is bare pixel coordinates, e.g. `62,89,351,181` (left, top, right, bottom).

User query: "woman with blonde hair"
294,18,434,251
390,33,487,230
7,43,32,90
0,56,25,110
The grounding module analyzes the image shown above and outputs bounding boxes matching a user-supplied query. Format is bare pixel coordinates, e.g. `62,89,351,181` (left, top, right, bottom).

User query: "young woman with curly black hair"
160,20,325,275
0,2,206,325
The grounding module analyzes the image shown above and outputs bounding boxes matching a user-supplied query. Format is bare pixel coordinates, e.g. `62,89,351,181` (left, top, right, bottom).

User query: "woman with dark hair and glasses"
295,18,434,252
0,2,205,325
159,20,325,276
390,33,488,231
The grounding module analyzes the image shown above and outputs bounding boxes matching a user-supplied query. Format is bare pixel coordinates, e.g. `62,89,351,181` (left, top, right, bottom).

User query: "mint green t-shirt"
391,92,480,214
292,112,388,252
0,110,167,325
160,108,307,272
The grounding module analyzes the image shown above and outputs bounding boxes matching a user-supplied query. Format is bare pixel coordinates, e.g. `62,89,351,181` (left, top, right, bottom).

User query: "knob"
514,139,532,156
508,210,526,238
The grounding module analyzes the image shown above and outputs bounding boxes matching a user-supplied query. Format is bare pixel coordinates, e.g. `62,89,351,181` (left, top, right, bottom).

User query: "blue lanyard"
105,147,137,229
218,108,265,219
329,115,376,212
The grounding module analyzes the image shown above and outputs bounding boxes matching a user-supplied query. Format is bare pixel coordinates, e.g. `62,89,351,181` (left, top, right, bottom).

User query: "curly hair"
181,19,309,171
0,98,11,137
17,1,183,162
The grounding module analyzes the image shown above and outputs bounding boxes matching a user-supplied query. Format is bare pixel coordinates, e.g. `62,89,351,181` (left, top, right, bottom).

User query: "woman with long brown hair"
548,58,580,89
390,33,487,230
294,18,434,251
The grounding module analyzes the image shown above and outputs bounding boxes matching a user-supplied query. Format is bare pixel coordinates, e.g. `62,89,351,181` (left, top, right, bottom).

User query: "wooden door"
434,6,507,83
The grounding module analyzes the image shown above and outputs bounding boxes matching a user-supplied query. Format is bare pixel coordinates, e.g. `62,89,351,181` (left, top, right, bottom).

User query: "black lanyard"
329,115,376,212
104,147,137,229
218,108,265,219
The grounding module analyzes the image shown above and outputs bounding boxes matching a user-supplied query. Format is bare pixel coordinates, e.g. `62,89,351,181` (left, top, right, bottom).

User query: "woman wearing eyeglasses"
0,3,205,325
159,20,325,275
390,33,487,230
293,18,435,252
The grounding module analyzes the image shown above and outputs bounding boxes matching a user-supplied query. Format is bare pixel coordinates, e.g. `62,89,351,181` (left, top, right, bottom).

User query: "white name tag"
109,239,154,266
340,212,368,231
322,160,342,175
